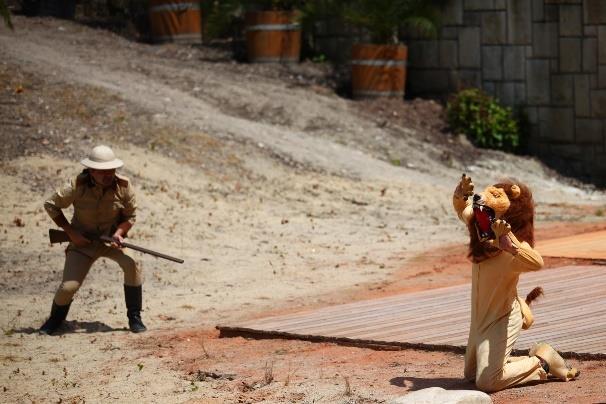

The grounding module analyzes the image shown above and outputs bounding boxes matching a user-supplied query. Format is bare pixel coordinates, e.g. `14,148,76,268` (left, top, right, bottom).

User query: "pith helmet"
80,145,124,170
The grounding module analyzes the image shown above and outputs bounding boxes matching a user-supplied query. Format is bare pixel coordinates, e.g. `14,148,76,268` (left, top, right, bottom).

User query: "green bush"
447,88,520,152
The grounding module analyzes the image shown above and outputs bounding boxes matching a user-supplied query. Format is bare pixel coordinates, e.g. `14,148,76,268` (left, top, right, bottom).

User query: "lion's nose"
473,194,481,202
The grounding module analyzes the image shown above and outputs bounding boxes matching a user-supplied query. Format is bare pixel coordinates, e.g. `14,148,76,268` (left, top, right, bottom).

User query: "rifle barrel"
98,236,184,263
48,229,184,264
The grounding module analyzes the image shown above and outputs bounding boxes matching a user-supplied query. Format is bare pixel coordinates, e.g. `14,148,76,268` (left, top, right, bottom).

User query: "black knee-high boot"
124,285,147,333
39,301,72,335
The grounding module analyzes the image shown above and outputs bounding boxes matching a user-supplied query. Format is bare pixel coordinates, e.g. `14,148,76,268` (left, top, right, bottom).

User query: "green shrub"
447,88,520,152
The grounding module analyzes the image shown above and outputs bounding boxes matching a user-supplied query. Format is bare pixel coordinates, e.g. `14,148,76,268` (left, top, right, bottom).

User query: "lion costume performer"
453,174,579,392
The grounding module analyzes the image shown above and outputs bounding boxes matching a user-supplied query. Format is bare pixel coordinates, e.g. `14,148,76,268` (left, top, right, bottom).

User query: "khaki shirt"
44,170,137,237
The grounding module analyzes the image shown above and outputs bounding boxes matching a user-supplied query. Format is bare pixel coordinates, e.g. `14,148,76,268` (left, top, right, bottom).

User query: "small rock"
389,387,491,404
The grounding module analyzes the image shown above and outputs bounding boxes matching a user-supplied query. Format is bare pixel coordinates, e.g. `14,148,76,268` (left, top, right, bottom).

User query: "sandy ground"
1,16,606,403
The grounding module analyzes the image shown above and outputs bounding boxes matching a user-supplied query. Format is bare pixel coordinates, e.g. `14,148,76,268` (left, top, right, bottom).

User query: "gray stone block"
504,46,526,80
482,12,507,44
526,106,539,124
531,0,544,21
532,22,558,57
482,46,503,80
515,82,527,103
407,69,451,94
594,153,606,182
440,40,459,68
441,0,464,25
459,28,481,67
575,118,603,144
495,0,507,9
551,75,574,105
575,75,592,117
484,81,496,96
464,0,495,11
527,59,551,104
544,4,559,22
455,69,482,89
585,0,606,25
584,25,597,37
583,38,598,73
496,82,522,106
600,65,606,88
539,107,574,141
441,27,460,40
559,4,583,36
559,38,582,72
447,70,465,91
408,41,439,68
526,45,533,57
464,11,482,26
389,387,491,404
599,27,606,64
508,0,532,44
593,90,606,117
548,145,593,177
551,59,560,73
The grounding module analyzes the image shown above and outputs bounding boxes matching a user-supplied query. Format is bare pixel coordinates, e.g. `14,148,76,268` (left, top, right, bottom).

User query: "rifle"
49,229,184,264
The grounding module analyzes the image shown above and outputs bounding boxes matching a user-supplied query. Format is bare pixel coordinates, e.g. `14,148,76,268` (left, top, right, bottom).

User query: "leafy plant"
202,0,243,39
203,0,304,40
1,0,13,29
246,0,304,11
343,0,444,44
447,88,520,152
298,0,346,30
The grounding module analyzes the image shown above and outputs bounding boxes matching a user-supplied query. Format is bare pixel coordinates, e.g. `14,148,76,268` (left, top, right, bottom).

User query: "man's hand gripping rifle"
49,229,184,264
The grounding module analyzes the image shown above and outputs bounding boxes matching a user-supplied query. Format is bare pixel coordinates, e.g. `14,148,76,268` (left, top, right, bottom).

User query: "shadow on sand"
13,320,127,335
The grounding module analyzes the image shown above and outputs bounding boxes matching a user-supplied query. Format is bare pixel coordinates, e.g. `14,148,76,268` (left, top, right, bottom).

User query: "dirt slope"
1,16,605,403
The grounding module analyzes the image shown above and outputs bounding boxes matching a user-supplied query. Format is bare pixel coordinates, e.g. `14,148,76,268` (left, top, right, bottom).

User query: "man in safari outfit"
39,145,146,334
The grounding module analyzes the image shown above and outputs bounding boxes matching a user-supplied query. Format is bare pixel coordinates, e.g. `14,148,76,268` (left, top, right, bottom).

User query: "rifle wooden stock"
48,229,184,264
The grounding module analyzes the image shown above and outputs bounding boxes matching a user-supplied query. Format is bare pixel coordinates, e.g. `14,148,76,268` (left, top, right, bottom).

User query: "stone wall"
406,0,606,185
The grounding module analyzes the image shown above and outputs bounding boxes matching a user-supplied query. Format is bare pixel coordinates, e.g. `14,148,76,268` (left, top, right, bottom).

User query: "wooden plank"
244,267,604,330
250,272,605,333
218,265,606,358
537,230,606,260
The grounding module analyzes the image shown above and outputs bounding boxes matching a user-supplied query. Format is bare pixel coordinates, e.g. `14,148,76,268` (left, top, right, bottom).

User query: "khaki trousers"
53,241,142,306
464,299,548,392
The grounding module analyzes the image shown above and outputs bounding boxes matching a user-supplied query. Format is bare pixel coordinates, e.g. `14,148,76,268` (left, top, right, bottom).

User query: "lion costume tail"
525,286,544,305
519,286,543,330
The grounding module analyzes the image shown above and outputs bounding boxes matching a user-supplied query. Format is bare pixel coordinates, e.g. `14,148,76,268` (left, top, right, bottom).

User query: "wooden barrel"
245,11,301,63
149,0,202,44
351,44,408,99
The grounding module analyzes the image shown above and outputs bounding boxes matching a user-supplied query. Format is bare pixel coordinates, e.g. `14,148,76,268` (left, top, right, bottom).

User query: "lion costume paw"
529,342,580,381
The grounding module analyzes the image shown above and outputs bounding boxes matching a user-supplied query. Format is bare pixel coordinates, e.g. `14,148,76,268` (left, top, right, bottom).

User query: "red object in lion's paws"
473,204,495,241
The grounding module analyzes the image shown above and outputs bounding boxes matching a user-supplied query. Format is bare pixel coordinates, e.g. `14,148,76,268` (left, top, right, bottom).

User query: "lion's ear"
510,184,521,199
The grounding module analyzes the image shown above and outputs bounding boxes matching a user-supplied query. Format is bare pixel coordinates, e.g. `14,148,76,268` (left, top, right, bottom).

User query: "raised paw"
457,173,474,200
491,219,511,239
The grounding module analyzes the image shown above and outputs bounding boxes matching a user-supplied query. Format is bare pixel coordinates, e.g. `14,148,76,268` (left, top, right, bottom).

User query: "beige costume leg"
99,245,142,286
464,334,477,382
54,249,95,305
474,301,547,392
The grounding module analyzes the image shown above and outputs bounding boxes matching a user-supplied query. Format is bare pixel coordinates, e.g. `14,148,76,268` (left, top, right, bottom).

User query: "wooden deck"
537,230,606,260
218,265,606,358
